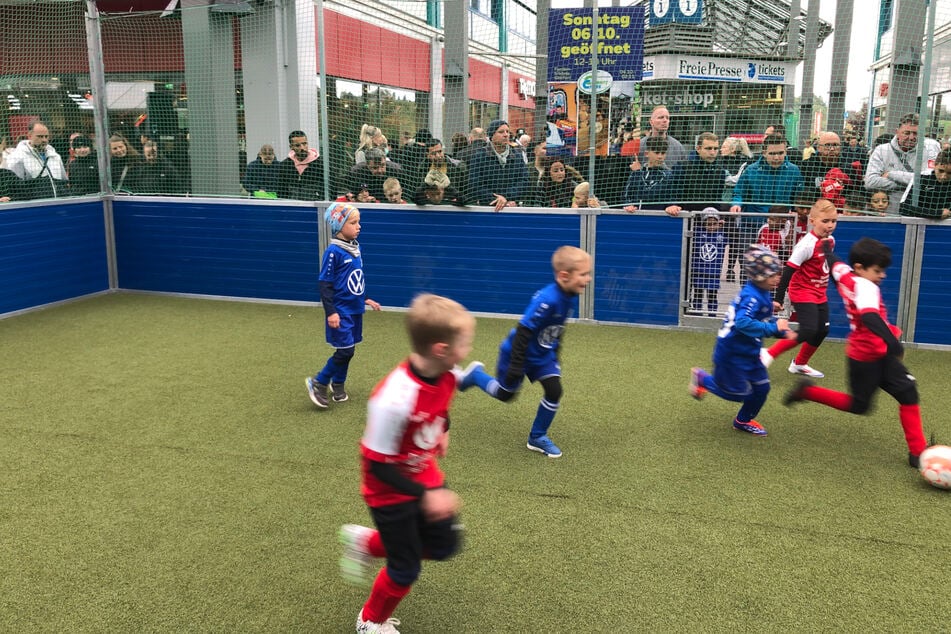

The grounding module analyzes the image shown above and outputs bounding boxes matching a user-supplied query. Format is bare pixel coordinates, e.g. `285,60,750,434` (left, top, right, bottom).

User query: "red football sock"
899,404,927,456
366,531,386,558
794,342,820,365
363,567,411,624
801,384,852,411
767,337,799,359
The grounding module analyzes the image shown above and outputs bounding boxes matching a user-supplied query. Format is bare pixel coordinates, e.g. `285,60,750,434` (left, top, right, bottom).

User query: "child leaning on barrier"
689,209,727,317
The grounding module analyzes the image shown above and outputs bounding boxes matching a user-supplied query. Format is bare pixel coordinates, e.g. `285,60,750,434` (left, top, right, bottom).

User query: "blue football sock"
737,382,771,422
529,398,559,438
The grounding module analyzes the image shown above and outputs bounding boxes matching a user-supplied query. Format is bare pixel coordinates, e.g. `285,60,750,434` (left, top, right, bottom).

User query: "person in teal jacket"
729,133,804,261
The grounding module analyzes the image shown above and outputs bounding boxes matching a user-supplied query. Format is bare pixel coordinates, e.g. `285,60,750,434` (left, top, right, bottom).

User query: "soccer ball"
918,445,951,490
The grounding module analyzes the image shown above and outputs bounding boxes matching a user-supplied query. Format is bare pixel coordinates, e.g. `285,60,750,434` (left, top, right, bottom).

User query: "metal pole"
84,0,117,289
587,5,599,195
443,0,470,137
534,0,550,146
911,0,938,207
317,0,331,200
827,0,853,133
783,0,802,135
84,0,111,196
798,0,820,148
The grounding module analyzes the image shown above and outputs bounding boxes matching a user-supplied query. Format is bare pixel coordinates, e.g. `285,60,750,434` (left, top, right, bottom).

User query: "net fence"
0,0,949,223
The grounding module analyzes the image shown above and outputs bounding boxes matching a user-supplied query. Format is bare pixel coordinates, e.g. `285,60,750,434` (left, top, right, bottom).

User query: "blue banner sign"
548,7,645,83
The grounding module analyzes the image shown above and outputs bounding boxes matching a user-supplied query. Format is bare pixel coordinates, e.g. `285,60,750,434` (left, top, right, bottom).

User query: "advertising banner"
546,7,645,157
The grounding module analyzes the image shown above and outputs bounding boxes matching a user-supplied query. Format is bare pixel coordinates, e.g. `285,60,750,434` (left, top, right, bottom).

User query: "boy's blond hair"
572,181,590,203
551,245,589,274
406,293,474,355
382,177,402,195
810,198,837,219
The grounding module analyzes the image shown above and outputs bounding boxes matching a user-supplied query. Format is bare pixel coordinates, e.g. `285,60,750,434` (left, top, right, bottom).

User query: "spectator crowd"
2,111,949,223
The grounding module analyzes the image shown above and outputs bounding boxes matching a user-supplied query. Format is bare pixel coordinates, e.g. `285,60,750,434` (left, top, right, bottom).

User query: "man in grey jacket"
864,113,941,214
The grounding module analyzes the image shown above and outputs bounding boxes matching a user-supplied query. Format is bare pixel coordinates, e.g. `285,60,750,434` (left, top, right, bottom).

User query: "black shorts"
370,496,459,573
848,355,918,410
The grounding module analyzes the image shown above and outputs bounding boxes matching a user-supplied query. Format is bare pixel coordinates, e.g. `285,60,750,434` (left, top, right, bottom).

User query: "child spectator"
458,246,593,457
791,192,815,244
900,148,951,220
382,177,406,204
623,135,673,212
843,189,868,216
761,198,839,378
867,188,890,216
690,245,796,436
338,293,474,633
690,210,727,316
784,238,930,468
336,184,378,204
305,202,381,408
756,205,792,261
819,167,851,212
571,181,601,208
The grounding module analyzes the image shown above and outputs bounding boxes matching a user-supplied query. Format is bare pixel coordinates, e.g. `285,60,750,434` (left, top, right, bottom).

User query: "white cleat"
788,361,824,378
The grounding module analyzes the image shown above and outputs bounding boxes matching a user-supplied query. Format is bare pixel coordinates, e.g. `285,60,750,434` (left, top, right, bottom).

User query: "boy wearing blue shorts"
690,246,796,436
458,245,592,457
306,202,381,408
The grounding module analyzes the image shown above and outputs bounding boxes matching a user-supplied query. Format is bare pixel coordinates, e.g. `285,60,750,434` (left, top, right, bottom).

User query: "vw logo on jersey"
699,242,719,262
347,269,366,296
537,324,564,349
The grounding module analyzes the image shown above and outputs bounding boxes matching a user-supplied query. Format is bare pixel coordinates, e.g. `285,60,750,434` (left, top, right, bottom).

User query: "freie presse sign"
642,54,795,85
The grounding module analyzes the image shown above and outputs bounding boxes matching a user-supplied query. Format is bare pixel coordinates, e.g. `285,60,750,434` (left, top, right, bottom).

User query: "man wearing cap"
467,119,530,211
348,147,404,202
277,129,326,200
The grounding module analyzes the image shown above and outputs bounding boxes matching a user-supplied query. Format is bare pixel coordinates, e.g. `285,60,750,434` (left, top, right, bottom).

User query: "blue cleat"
527,435,563,458
456,361,485,391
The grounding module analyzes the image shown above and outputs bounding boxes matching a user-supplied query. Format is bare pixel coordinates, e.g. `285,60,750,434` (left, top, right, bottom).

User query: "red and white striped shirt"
360,360,456,507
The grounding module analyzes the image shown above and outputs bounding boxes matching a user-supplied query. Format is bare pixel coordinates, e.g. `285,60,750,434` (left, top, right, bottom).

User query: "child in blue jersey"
689,209,727,316
689,245,796,436
306,202,381,408
457,245,592,457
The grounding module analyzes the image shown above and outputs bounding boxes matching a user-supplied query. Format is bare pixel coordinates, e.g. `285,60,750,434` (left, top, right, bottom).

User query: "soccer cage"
1,0,950,345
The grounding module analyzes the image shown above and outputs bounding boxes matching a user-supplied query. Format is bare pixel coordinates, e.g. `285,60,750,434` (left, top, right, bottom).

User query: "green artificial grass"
1,293,949,632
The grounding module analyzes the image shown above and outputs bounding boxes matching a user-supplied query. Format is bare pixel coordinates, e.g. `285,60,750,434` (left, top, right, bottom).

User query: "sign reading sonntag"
548,7,645,83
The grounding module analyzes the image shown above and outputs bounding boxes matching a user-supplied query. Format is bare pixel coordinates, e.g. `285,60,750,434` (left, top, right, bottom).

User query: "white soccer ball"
918,445,951,490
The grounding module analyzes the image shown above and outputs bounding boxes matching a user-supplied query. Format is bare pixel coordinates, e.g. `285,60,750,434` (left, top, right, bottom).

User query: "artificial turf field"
1,292,948,632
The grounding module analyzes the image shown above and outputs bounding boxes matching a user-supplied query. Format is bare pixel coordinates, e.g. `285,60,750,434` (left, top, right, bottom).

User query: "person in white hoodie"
6,121,68,199
864,113,941,215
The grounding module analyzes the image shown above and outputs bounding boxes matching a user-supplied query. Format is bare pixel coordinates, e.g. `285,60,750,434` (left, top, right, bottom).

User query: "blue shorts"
712,355,769,397
326,313,363,348
496,347,561,390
